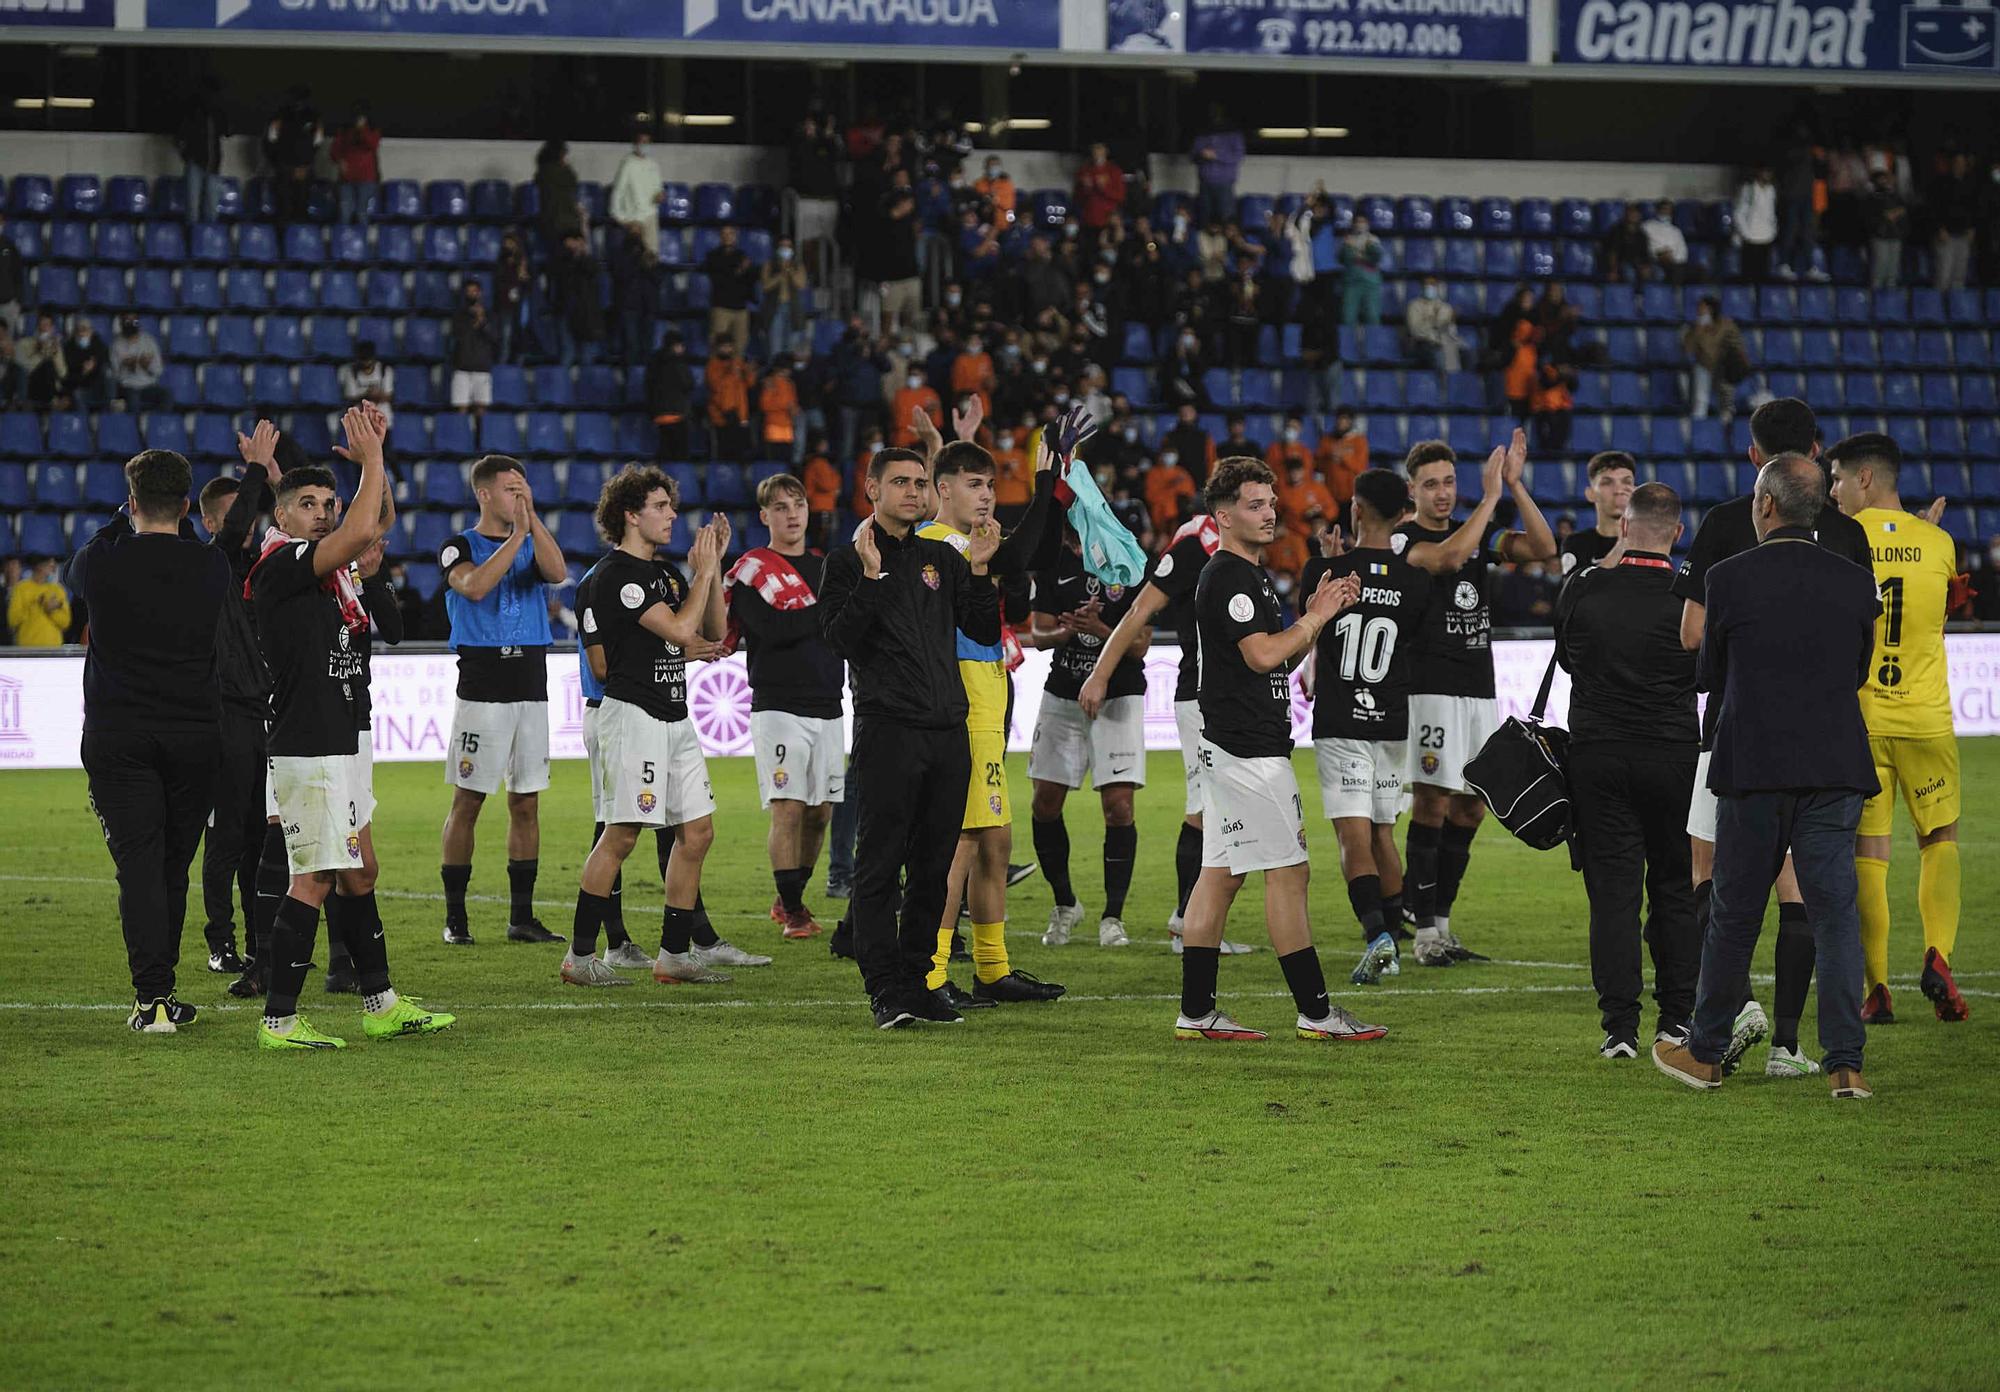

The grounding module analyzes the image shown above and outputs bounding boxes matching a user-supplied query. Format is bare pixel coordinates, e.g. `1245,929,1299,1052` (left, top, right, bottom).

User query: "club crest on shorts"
458,757,474,779
772,768,789,790
921,563,940,591
345,833,362,861
988,794,1003,814
1421,752,1440,776
637,790,657,815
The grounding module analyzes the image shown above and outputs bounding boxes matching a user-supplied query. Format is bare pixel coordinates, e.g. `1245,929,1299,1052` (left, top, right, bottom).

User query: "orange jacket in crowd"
890,385,943,447
1266,531,1308,579
977,173,1016,225
803,453,842,514
1278,473,1336,540
950,351,995,417
1072,158,1125,230
852,451,878,519
1531,365,1573,416
992,447,1032,507
1264,439,1312,477
758,373,798,446
1315,430,1369,507
1502,319,1539,404
1143,459,1196,535
705,354,756,427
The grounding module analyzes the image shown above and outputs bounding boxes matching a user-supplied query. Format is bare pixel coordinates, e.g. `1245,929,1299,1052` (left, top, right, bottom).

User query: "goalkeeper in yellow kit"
1828,432,1970,1022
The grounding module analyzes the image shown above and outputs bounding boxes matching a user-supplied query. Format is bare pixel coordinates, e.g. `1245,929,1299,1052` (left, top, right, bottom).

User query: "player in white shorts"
1394,432,1556,965
1028,526,1149,949
1171,457,1384,1045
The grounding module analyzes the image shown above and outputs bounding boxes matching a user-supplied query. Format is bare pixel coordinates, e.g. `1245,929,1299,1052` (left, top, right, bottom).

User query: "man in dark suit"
1654,455,1882,1099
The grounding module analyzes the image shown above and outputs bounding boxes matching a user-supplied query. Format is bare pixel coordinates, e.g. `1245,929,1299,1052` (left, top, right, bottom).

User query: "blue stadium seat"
1954,330,1991,368
364,270,409,312
80,461,127,508
1609,417,1648,457
423,461,473,507
226,270,272,311
1558,242,1597,278
296,363,342,406
1758,286,1797,323
1603,327,1641,367
1031,188,1067,230
376,225,416,266
1888,417,1927,458
1570,373,1606,411
1908,288,1944,324
83,267,128,308
1404,372,1443,410
1649,417,1687,457
407,511,454,557
8,175,53,217
471,180,511,222
426,181,469,221
464,225,502,265
1833,288,1871,324
201,365,248,410
307,315,352,361
563,461,606,504
1361,371,1401,411
1688,419,1727,458
283,225,325,265
577,182,607,224
694,182,735,225
1796,329,1834,368
104,175,148,219
1931,419,1966,458
1962,375,1997,412
483,365,525,410
1796,285,1832,323
1919,373,1958,412
661,182,692,224
1641,284,1679,324
530,366,574,408
19,513,67,557
95,412,141,459
1882,372,1920,412
330,224,370,266
1551,199,1590,238
94,222,139,265
1400,239,1439,276
1447,416,1492,457
572,413,616,457
1837,372,1880,411
1484,240,1522,279
422,226,462,266
0,468,29,510
192,414,239,459
249,364,296,407
139,412,191,454
166,314,211,359
576,365,623,408
45,416,92,462
288,414,331,459
144,175,187,222
49,222,91,262
233,223,277,266
1947,289,1983,324
35,464,81,505
145,222,189,265
435,414,482,461
479,413,524,455
0,414,43,458
1913,330,1951,369
1439,240,1482,278
524,412,567,455
402,319,443,361
60,177,104,222
272,268,314,311
257,316,303,361
1969,420,2000,460
1398,197,1435,234
1879,329,1917,368
1438,197,1475,235
1356,195,1394,230
1837,329,1878,368
319,269,362,311
706,466,752,509
1607,372,1646,410
378,181,422,221
553,510,599,555
1512,198,1550,237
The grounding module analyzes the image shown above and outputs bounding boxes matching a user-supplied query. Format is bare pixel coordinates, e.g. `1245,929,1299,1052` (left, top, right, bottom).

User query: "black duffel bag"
1463,651,1573,852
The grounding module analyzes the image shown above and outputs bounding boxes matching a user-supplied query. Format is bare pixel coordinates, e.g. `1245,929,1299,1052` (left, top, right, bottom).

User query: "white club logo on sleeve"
1227,592,1255,623
1155,552,1174,577
293,541,310,559
440,544,460,568
1560,551,1578,574
1389,533,1409,556
620,582,646,609
582,608,597,634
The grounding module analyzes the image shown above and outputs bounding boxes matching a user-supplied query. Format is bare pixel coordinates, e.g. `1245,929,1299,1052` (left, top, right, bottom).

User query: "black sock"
1437,821,1477,917
1380,890,1405,934
1033,816,1075,907
1180,944,1221,1019
690,893,719,948
440,863,472,930
1346,873,1385,942
1773,902,1815,1051
1406,822,1442,927
1175,821,1202,917
661,904,693,955
1102,823,1137,919
253,822,287,962
1278,946,1332,1021
344,891,390,994
325,894,354,966
265,896,320,1018
590,822,630,947
572,890,609,957
506,858,538,926
775,867,808,913
655,828,672,882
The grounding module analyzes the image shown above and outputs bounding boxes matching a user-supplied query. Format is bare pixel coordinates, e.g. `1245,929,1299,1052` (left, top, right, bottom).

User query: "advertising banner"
1557,0,2000,78
9,636,2000,770
0,0,121,25
1108,0,1531,62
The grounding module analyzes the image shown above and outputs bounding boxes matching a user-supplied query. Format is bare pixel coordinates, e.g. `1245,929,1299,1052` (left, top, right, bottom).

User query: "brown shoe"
1828,1067,1873,1099
1653,1039,1723,1090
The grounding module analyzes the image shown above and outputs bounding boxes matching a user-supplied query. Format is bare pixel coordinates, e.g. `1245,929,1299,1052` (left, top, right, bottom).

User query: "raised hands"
1481,440,1507,500
853,516,882,579
1503,426,1528,489
333,404,386,472
1049,401,1097,461
235,418,281,482
1305,569,1361,623
1315,523,1347,559
356,538,386,579
910,401,944,460
1064,601,1112,640
952,393,984,442
964,519,1001,569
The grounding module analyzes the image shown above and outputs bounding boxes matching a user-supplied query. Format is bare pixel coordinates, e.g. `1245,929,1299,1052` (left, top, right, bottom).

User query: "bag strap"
1530,646,1560,722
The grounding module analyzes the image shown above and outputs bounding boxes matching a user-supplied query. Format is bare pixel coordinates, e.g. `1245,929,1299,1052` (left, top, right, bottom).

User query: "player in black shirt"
731,473,847,941
250,404,452,1049
1173,458,1384,1045
74,448,232,1032
1669,397,1872,1071
1027,525,1149,949
1397,431,1556,966
566,467,739,988
1298,470,1442,987
1558,451,1636,577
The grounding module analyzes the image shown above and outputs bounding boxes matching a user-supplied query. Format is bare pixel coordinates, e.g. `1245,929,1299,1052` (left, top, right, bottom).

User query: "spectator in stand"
448,282,500,416
1533,284,1581,364
1733,165,1779,282
1641,200,1689,283
384,561,427,641
802,435,842,543
1018,235,1072,351
1163,401,1216,483
263,86,320,226
1979,160,2000,288
992,424,1033,527
608,122,665,258
786,338,827,450
1501,310,1539,422
1339,215,1385,327
1602,203,1652,282
494,231,533,363
550,231,606,367
702,224,757,354
0,327,20,409
63,316,109,408
705,339,756,462
329,105,381,226
18,313,70,410
1929,150,1979,293
1493,559,1559,627
1775,123,1825,281
1304,184,1344,316
1220,412,1263,461
1531,360,1575,456
534,140,584,252
1190,111,1244,228
1404,273,1461,371
175,76,228,226
975,154,1017,228
1265,414,1312,474
957,206,1002,286
1158,322,1205,411
873,186,923,334
1314,406,1368,513
891,364,942,449
1221,267,1260,368
759,236,807,358
850,425,886,518
1683,293,1748,424
0,211,20,333
1966,536,2000,624
338,339,395,442
609,224,660,366
758,361,799,461
1866,171,1907,289
1824,136,1870,248
110,314,167,410
789,112,844,271
8,556,70,647
1074,141,1126,247
950,332,995,419
1145,443,1198,534
831,321,888,461
1271,456,1332,585
645,330,695,459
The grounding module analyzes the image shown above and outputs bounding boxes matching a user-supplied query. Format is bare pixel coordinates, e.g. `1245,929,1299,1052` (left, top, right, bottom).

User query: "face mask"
1181,335,1198,351
897,342,913,356
966,343,983,356
1064,224,1080,240
1093,271,1111,285
906,375,923,391
946,292,962,307
1031,360,1047,374
1054,392,1071,406
1095,468,1115,490
1424,285,1441,299
866,442,882,455
1099,248,1118,265
1283,427,1300,443
778,246,794,261
997,435,1014,451
1123,426,1138,442
1161,451,1178,468
1002,344,1020,359
1697,312,1712,326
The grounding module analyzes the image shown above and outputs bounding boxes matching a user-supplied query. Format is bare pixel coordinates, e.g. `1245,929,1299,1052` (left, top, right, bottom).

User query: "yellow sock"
1918,841,1961,963
926,925,952,992
972,921,1010,984
1856,856,1891,991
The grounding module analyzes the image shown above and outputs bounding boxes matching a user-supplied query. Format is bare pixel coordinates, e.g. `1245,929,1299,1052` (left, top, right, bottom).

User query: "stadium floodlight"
1313,127,1350,138
1257,127,1310,139
14,97,96,110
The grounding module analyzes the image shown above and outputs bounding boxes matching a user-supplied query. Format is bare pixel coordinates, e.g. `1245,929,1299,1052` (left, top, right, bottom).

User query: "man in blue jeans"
1653,455,1881,1099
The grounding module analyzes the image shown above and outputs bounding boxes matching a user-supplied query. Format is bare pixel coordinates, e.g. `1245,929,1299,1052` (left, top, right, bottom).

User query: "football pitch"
3,745,1996,1390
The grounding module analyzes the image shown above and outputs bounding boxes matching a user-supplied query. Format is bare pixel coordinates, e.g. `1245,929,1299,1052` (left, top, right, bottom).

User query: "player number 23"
1418,725,1445,750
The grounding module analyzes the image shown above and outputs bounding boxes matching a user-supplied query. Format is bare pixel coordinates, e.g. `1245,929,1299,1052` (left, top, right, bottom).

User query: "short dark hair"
1586,450,1636,481
1205,456,1274,510
197,475,241,518
1750,397,1818,458
1351,469,1411,523
756,473,807,508
1403,440,1455,477
355,339,377,359
274,465,337,505
932,440,996,481
1755,452,1824,529
868,445,926,482
1625,481,1682,536
1826,431,1902,481
124,449,192,523
471,455,524,490
596,465,674,545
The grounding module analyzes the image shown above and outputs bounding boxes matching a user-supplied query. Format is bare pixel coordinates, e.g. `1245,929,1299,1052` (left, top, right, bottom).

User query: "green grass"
2,743,1996,1391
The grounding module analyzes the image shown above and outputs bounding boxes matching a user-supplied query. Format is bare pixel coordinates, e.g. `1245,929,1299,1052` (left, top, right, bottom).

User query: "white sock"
263,1013,296,1035
363,988,398,1014
1416,925,1445,944
1437,914,1451,935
